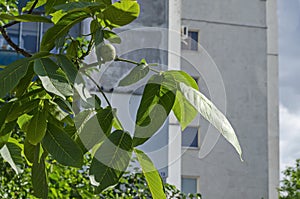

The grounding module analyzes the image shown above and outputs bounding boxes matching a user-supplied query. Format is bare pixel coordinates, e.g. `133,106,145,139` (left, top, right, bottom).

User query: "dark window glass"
182,127,199,147
22,22,38,52
189,31,198,51
182,31,199,51
181,177,198,194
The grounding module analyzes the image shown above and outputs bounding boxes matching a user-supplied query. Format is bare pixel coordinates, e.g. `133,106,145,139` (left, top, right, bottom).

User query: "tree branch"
3,0,39,29
0,0,39,57
0,26,32,57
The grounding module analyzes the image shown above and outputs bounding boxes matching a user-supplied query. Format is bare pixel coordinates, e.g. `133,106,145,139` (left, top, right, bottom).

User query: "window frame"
181,126,201,150
181,175,200,194
181,29,200,51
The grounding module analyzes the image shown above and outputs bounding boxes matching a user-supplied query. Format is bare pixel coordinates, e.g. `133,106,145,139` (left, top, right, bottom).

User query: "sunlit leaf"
103,30,121,44
135,149,166,199
0,133,10,150
103,1,140,27
163,70,199,131
179,82,243,160
0,140,23,174
34,58,73,99
41,11,90,51
0,14,52,23
118,63,149,87
22,0,47,12
133,75,175,147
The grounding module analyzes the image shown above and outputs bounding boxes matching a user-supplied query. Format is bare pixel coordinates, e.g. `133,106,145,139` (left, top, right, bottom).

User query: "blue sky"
278,0,300,171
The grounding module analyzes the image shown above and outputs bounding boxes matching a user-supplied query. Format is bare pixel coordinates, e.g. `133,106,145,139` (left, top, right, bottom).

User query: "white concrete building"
0,0,279,198
100,1,279,198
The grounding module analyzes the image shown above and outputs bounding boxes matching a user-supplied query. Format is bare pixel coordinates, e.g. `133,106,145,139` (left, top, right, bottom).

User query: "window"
181,177,199,194
182,31,199,51
182,127,199,148
1,9,81,53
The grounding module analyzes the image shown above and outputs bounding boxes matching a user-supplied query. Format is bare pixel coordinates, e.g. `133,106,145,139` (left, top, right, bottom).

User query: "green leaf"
94,27,104,46
45,100,69,122
0,141,23,174
42,123,83,167
6,99,40,122
112,109,123,130
90,130,133,193
103,1,140,27
0,58,30,98
0,133,10,149
17,114,33,132
118,63,149,87
41,11,90,51
14,62,34,97
163,71,199,131
22,0,47,12
135,149,166,199
133,75,176,147
67,40,79,58
0,122,16,137
27,109,47,145
45,0,67,15
0,14,52,23
74,107,113,151
56,54,78,85
34,58,73,99
53,2,104,12
24,138,35,163
178,82,243,160
103,30,121,44
32,145,48,199
96,0,112,7
0,103,13,130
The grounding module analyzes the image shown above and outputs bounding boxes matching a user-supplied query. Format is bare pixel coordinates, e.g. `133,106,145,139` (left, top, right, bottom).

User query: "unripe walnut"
96,43,116,62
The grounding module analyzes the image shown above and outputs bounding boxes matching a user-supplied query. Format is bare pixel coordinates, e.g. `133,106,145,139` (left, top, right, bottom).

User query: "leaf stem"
81,71,112,108
81,71,124,130
115,57,162,74
114,57,139,65
149,68,161,74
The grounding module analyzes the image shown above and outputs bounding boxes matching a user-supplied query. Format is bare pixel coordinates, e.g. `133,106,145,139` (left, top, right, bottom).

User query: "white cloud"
280,104,300,172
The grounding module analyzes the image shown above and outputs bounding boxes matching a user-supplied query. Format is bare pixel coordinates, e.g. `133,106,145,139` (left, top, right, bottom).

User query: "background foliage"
279,159,300,199
0,152,201,199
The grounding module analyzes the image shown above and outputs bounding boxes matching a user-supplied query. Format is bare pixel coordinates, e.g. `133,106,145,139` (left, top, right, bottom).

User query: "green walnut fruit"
96,43,116,62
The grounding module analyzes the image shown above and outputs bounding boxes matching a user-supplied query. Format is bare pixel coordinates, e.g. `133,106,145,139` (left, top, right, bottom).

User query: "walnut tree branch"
0,0,39,57
0,26,32,57
3,0,39,29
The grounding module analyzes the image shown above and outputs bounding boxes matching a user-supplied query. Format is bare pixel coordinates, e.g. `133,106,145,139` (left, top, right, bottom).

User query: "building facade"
168,0,279,198
0,1,279,198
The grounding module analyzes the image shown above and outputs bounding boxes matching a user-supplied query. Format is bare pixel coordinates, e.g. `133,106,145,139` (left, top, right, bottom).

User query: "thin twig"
81,71,112,108
114,57,139,65
3,0,39,29
79,39,94,60
0,26,32,57
0,0,39,57
115,57,161,73
149,68,161,74
82,71,125,130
